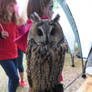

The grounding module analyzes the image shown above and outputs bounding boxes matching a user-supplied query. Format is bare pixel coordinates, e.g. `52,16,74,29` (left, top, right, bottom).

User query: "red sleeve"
14,21,32,53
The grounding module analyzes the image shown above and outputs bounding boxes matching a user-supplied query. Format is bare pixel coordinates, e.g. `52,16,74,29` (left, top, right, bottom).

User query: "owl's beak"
45,40,49,45
45,35,49,45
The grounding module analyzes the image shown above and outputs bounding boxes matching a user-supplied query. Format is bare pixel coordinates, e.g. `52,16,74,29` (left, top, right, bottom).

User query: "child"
0,0,19,92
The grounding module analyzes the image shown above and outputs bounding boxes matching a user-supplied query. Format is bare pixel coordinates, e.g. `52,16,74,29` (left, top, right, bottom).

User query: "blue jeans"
0,59,19,92
17,49,24,72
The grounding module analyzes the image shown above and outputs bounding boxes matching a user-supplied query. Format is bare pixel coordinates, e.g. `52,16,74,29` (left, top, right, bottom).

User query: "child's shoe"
21,80,25,87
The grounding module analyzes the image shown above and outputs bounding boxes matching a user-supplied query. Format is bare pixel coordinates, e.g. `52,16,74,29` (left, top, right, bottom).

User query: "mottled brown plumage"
26,12,65,92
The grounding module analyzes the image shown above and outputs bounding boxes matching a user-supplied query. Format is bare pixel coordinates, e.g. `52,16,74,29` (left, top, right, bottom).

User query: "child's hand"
1,30,9,39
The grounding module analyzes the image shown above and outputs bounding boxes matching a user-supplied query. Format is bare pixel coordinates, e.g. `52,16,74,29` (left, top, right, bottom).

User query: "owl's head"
27,12,64,46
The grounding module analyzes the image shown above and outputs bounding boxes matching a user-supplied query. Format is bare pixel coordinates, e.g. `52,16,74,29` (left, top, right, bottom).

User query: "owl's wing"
26,40,33,87
26,40,32,64
52,43,65,82
60,43,65,72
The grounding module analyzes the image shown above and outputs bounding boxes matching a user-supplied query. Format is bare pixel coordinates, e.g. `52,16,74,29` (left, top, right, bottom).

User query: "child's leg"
0,59,19,92
17,49,25,87
17,49,24,80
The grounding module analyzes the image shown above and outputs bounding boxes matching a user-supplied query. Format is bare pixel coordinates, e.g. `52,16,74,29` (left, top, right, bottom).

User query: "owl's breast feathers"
26,42,65,91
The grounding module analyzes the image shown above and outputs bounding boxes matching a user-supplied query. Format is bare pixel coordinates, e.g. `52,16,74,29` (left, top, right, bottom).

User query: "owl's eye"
37,29,43,36
50,27,55,35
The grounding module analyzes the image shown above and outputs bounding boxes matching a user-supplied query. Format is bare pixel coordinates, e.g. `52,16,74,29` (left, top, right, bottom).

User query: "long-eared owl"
26,12,65,92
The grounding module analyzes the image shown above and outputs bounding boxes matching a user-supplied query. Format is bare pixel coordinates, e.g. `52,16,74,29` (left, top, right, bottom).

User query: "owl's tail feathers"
41,83,64,92
52,83,64,92
27,75,33,88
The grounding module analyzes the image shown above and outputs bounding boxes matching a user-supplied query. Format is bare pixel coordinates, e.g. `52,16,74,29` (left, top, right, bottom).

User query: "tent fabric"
16,0,28,16
16,0,28,21
66,0,92,61
56,0,82,57
86,67,92,76
57,0,92,61
53,8,76,55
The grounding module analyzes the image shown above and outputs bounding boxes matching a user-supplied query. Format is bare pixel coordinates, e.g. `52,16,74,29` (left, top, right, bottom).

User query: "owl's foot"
52,83,64,92
36,83,64,92
20,80,26,87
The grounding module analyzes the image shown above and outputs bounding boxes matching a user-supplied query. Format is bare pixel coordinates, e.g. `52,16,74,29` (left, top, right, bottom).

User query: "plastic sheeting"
16,0,28,18
53,7,76,55
66,0,92,61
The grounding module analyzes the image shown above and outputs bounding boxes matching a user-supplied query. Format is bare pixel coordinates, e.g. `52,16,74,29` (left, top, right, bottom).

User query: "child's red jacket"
0,22,18,60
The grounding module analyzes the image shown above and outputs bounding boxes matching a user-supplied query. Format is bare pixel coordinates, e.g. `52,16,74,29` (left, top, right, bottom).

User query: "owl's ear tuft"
30,12,40,23
53,14,60,22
